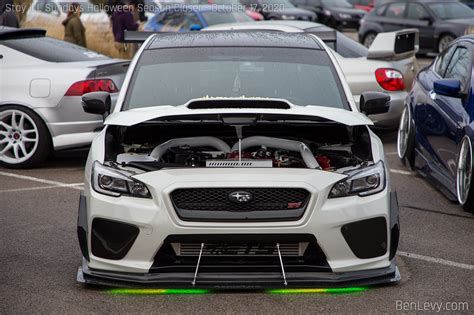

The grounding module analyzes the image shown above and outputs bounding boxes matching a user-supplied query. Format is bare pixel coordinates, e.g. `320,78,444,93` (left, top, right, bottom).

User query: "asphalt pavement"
0,131,473,314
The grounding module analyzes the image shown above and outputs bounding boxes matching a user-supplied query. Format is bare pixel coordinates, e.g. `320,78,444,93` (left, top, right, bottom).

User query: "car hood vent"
187,99,291,110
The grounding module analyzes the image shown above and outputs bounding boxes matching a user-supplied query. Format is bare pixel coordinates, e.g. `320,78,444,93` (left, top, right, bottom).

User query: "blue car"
144,5,252,32
398,35,474,212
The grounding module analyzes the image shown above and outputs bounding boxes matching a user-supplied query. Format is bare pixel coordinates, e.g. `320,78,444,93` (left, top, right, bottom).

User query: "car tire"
456,136,474,213
438,34,454,53
362,32,377,48
0,106,52,169
397,106,415,168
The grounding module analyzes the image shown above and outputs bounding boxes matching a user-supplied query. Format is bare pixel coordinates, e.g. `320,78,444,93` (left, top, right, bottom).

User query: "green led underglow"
267,287,368,294
108,288,210,295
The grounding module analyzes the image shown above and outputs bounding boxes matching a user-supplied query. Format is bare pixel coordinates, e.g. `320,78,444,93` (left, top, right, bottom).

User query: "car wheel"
363,32,377,48
0,106,52,169
397,106,415,168
438,34,454,53
456,136,474,212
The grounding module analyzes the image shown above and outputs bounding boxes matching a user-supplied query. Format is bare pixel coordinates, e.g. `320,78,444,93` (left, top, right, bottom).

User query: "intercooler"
171,242,309,257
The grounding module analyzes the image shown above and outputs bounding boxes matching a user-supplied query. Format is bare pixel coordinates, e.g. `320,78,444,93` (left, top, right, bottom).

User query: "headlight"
92,161,151,198
281,15,296,19
338,13,351,19
329,161,386,198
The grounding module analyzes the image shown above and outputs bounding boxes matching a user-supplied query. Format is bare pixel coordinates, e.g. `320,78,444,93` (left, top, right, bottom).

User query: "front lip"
78,258,400,288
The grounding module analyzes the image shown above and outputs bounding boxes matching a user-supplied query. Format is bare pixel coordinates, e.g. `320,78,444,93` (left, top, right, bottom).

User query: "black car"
291,0,366,30
359,0,474,53
240,0,317,21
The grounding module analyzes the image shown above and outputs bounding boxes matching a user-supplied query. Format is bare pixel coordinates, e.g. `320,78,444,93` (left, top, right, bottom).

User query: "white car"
0,27,128,168
205,21,419,129
77,31,400,287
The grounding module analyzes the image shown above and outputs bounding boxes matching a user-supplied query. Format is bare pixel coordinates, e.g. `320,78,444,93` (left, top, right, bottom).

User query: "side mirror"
190,24,202,31
433,79,461,98
82,92,111,116
360,92,390,115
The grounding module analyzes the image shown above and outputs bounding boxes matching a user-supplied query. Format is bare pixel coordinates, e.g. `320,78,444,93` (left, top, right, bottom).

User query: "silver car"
205,21,419,129
0,27,129,168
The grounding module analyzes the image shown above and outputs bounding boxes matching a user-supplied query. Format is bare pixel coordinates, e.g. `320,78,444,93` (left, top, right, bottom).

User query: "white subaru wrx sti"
77,31,400,288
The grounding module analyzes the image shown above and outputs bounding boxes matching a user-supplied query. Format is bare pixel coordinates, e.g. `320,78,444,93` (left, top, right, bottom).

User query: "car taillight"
65,79,119,96
375,68,405,91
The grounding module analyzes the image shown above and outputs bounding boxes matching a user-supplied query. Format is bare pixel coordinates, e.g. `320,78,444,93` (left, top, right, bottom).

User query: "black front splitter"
77,259,400,289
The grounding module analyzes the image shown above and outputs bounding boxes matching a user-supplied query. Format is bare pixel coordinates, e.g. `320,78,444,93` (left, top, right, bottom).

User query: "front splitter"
77,259,400,289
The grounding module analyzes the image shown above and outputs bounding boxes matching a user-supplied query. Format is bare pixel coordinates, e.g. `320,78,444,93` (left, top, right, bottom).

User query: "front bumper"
77,258,400,289
77,168,400,288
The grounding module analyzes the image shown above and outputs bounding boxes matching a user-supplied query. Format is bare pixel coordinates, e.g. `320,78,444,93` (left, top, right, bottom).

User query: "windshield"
322,0,352,8
260,0,295,9
125,47,347,110
202,11,253,24
428,3,474,20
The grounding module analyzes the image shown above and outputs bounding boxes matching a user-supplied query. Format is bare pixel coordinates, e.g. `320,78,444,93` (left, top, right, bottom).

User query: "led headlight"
281,15,296,19
338,13,351,19
329,161,386,198
92,161,151,198
323,9,331,16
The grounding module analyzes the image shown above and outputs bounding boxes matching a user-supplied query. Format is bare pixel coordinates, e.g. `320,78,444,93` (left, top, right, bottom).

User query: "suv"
76,31,400,288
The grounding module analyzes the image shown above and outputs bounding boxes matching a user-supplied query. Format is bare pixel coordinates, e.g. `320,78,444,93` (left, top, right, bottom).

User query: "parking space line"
0,171,84,191
390,169,415,175
399,251,474,271
0,183,84,194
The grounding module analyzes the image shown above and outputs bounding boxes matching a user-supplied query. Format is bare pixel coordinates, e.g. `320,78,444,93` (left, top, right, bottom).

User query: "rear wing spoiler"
367,29,419,61
124,29,337,50
0,28,46,40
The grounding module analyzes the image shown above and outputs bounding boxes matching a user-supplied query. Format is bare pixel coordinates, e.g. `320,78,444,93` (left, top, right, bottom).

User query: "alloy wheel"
363,33,376,48
397,107,410,160
438,35,454,53
0,109,40,164
456,137,473,205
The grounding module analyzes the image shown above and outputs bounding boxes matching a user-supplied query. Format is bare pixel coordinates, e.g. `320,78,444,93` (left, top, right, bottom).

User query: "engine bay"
104,114,373,173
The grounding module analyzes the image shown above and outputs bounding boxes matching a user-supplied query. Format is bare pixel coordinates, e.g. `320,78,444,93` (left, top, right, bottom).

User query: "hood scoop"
187,99,291,110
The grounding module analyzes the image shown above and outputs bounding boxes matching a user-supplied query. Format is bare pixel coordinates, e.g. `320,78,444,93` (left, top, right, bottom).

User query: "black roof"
146,31,323,50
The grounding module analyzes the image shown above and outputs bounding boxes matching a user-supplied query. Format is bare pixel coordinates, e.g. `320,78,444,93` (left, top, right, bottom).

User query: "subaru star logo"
228,191,253,204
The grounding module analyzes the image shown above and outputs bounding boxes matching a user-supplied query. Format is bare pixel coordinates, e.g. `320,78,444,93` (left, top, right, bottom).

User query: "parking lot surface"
1,132,472,314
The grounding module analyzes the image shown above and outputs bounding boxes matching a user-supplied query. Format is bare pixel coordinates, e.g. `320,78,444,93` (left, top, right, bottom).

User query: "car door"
421,44,472,183
380,2,406,32
404,3,435,51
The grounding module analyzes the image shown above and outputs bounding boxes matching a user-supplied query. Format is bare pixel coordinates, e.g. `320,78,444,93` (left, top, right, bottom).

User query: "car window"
385,3,406,18
125,47,348,110
181,12,202,30
371,4,386,16
161,12,186,31
428,2,474,20
445,47,472,90
434,45,456,77
406,3,430,20
1,36,108,62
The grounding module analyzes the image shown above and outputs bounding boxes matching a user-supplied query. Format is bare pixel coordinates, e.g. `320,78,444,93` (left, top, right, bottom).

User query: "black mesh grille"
170,188,311,222
171,188,310,212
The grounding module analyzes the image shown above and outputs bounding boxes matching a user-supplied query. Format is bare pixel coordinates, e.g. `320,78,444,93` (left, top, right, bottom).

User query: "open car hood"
105,98,373,127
